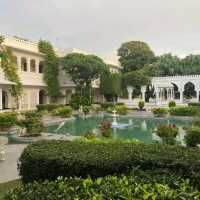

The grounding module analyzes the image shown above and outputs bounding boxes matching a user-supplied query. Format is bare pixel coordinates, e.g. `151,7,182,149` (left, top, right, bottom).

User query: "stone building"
0,35,120,111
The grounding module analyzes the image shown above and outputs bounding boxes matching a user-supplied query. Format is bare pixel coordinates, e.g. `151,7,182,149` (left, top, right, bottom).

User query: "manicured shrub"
36,104,63,112
100,120,112,138
185,126,200,147
19,141,200,186
156,124,179,145
169,107,200,116
69,94,81,110
106,107,113,113
115,105,127,115
53,106,72,118
0,112,17,131
138,101,145,110
22,110,42,119
168,101,176,108
152,108,168,117
82,106,91,115
4,176,200,200
100,102,114,110
188,102,200,107
18,111,43,134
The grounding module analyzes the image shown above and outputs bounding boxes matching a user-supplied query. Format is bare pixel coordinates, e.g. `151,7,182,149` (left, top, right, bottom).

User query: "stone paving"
0,144,27,183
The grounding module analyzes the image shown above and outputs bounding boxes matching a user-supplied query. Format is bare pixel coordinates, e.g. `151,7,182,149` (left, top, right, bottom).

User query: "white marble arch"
141,75,200,105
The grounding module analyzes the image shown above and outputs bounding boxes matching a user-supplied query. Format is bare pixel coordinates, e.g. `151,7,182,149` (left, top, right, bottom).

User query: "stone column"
179,88,184,104
0,88,2,110
27,59,30,72
196,90,200,102
141,86,146,102
155,87,159,105
127,86,134,101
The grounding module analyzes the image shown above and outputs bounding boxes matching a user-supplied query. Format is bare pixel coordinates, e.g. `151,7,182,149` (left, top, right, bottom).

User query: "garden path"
0,144,27,183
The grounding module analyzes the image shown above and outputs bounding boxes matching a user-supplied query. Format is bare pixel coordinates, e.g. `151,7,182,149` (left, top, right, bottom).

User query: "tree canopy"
0,36,4,44
61,53,108,87
123,70,150,88
182,54,200,75
100,72,122,101
118,41,155,73
38,40,60,102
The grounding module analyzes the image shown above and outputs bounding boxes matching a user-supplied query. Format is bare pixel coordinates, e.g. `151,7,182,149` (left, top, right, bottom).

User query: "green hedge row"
36,104,63,112
19,141,200,186
169,106,200,116
4,176,200,200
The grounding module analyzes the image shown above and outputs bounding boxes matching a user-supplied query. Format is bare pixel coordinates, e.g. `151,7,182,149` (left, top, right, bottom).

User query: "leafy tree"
123,70,150,88
0,35,4,44
143,54,182,76
100,72,122,101
118,41,155,73
38,40,60,102
182,54,200,75
1,47,22,108
62,53,108,105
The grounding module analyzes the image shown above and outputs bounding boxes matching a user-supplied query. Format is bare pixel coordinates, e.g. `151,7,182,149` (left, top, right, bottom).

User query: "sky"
0,0,200,62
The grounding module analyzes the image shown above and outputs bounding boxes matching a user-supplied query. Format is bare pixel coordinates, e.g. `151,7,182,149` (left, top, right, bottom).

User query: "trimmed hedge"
36,104,63,112
53,106,72,118
188,102,200,107
0,112,17,131
169,107,200,116
19,141,200,186
152,108,168,117
4,176,200,200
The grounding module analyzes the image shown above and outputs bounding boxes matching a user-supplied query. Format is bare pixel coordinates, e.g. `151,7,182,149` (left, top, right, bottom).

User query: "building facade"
0,35,120,111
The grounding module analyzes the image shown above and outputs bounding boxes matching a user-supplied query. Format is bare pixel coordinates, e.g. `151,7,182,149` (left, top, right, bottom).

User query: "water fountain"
111,108,130,129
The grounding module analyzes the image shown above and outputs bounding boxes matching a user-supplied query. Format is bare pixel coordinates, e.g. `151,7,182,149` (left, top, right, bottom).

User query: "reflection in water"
46,116,192,144
141,120,147,131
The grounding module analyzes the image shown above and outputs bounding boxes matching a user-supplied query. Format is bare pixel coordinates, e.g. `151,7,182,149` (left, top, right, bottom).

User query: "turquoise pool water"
46,116,192,144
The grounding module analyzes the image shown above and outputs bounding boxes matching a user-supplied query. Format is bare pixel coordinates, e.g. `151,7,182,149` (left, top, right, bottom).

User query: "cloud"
0,0,200,60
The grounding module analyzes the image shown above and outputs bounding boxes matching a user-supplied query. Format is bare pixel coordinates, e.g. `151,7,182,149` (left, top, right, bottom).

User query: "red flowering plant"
100,120,112,138
156,124,179,145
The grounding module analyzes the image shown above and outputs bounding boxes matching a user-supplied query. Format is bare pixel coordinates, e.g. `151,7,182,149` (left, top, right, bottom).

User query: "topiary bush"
188,102,200,107
19,141,200,186
36,104,63,112
168,101,176,108
115,105,127,115
169,107,200,116
185,126,200,147
53,106,72,118
138,101,145,110
0,112,17,131
17,111,43,134
4,176,200,200
156,124,179,145
152,108,168,117
69,94,81,110
83,106,91,115
100,102,114,110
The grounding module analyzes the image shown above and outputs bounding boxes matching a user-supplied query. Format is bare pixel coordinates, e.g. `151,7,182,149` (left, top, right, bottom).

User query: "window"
39,61,44,73
21,57,27,71
30,59,36,72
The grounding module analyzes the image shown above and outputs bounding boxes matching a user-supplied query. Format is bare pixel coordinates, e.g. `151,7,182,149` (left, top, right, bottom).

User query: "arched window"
39,61,44,73
30,59,36,72
21,57,27,71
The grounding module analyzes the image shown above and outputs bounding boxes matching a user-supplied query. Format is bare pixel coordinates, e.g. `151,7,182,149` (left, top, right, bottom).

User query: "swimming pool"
46,115,192,144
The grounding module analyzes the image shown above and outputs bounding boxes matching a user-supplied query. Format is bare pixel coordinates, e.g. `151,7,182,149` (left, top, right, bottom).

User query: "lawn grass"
0,180,21,198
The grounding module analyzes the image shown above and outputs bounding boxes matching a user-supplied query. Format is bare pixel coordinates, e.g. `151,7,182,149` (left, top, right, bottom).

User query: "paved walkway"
0,144,27,183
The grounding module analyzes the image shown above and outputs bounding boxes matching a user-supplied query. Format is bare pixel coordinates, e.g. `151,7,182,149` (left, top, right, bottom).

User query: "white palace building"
0,35,120,111
0,34,200,111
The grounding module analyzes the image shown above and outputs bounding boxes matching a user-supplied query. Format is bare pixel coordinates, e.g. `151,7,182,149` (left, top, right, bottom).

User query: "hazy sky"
0,0,200,61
